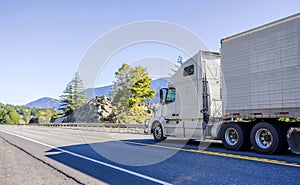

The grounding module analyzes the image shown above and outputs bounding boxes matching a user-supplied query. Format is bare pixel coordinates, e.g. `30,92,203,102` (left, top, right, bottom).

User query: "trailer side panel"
221,14,300,118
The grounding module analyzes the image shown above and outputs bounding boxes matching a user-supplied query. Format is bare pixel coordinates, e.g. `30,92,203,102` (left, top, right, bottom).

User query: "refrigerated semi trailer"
145,13,300,154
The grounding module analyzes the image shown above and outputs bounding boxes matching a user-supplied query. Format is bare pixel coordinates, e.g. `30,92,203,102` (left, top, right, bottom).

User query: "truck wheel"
221,123,251,150
250,122,288,154
153,122,166,142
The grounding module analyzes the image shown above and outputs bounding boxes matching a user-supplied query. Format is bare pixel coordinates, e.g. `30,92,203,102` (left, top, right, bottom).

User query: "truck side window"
183,65,194,76
165,88,176,104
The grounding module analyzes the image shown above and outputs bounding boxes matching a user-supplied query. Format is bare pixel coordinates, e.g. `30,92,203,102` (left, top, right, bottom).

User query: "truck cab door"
160,88,184,137
161,88,177,119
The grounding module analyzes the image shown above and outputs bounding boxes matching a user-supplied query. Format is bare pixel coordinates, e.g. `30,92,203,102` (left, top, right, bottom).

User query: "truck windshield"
165,88,176,104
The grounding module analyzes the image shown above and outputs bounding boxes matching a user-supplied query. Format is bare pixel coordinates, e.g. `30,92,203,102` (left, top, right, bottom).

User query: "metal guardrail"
37,123,146,134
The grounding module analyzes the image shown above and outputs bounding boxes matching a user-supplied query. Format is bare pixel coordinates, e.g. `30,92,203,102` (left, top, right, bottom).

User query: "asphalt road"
0,125,299,185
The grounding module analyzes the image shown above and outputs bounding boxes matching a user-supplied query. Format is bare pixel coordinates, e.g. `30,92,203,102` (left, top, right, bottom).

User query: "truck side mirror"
159,89,165,105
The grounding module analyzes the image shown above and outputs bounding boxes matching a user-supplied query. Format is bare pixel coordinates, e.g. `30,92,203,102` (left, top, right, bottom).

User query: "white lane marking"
0,129,172,185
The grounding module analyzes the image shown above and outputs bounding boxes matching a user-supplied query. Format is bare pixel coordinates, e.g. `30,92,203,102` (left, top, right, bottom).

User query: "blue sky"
0,0,299,105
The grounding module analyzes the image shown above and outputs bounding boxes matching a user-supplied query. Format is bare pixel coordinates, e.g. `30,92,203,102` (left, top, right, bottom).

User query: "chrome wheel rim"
225,128,239,146
154,126,162,139
255,128,273,149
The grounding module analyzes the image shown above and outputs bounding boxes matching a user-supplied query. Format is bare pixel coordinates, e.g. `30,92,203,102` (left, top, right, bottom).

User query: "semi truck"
145,13,300,154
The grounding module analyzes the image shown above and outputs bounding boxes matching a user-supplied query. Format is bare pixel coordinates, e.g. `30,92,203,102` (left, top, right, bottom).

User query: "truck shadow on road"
44,138,299,184
43,139,223,184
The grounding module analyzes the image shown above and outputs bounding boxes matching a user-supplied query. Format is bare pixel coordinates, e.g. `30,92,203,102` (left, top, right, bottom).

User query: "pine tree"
112,64,133,122
60,73,87,115
112,64,132,106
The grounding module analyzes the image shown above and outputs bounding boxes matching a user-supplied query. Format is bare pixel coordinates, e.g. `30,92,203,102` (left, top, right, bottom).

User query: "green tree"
112,64,133,115
60,73,87,115
0,108,7,124
1,107,19,124
37,108,56,123
112,64,155,123
129,66,155,106
15,106,31,123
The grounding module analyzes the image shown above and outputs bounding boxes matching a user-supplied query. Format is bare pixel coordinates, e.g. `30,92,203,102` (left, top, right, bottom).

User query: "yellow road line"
122,141,300,168
48,130,300,168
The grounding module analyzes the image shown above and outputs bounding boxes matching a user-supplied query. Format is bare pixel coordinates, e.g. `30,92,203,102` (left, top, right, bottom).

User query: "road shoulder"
0,137,80,185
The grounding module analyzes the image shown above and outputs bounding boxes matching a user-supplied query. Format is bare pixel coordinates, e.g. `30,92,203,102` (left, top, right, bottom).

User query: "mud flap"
287,129,300,154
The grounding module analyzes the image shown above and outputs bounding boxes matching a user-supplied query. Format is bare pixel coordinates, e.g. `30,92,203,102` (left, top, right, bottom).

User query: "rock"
62,96,116,123
59,96,154,123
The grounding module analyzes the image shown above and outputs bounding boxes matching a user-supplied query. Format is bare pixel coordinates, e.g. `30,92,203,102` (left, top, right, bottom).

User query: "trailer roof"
221,13,300,43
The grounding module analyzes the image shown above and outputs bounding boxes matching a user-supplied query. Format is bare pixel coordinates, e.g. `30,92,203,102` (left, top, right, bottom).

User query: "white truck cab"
145,51,222,142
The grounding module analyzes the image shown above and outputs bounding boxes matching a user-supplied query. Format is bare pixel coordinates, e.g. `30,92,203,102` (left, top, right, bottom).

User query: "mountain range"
26,77,170,109
25,97,61,110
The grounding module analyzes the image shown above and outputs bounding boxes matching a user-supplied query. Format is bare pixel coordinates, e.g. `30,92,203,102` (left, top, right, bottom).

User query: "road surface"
0,125,299,185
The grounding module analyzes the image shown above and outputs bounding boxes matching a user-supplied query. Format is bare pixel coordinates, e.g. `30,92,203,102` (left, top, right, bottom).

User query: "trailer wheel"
250,122,288,154
221,123,251,150
152,122,166,142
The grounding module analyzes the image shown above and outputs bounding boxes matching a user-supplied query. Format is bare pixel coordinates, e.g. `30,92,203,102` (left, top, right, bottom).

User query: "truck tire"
152,122,167,142
250,122,288,154
221,123,251,151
